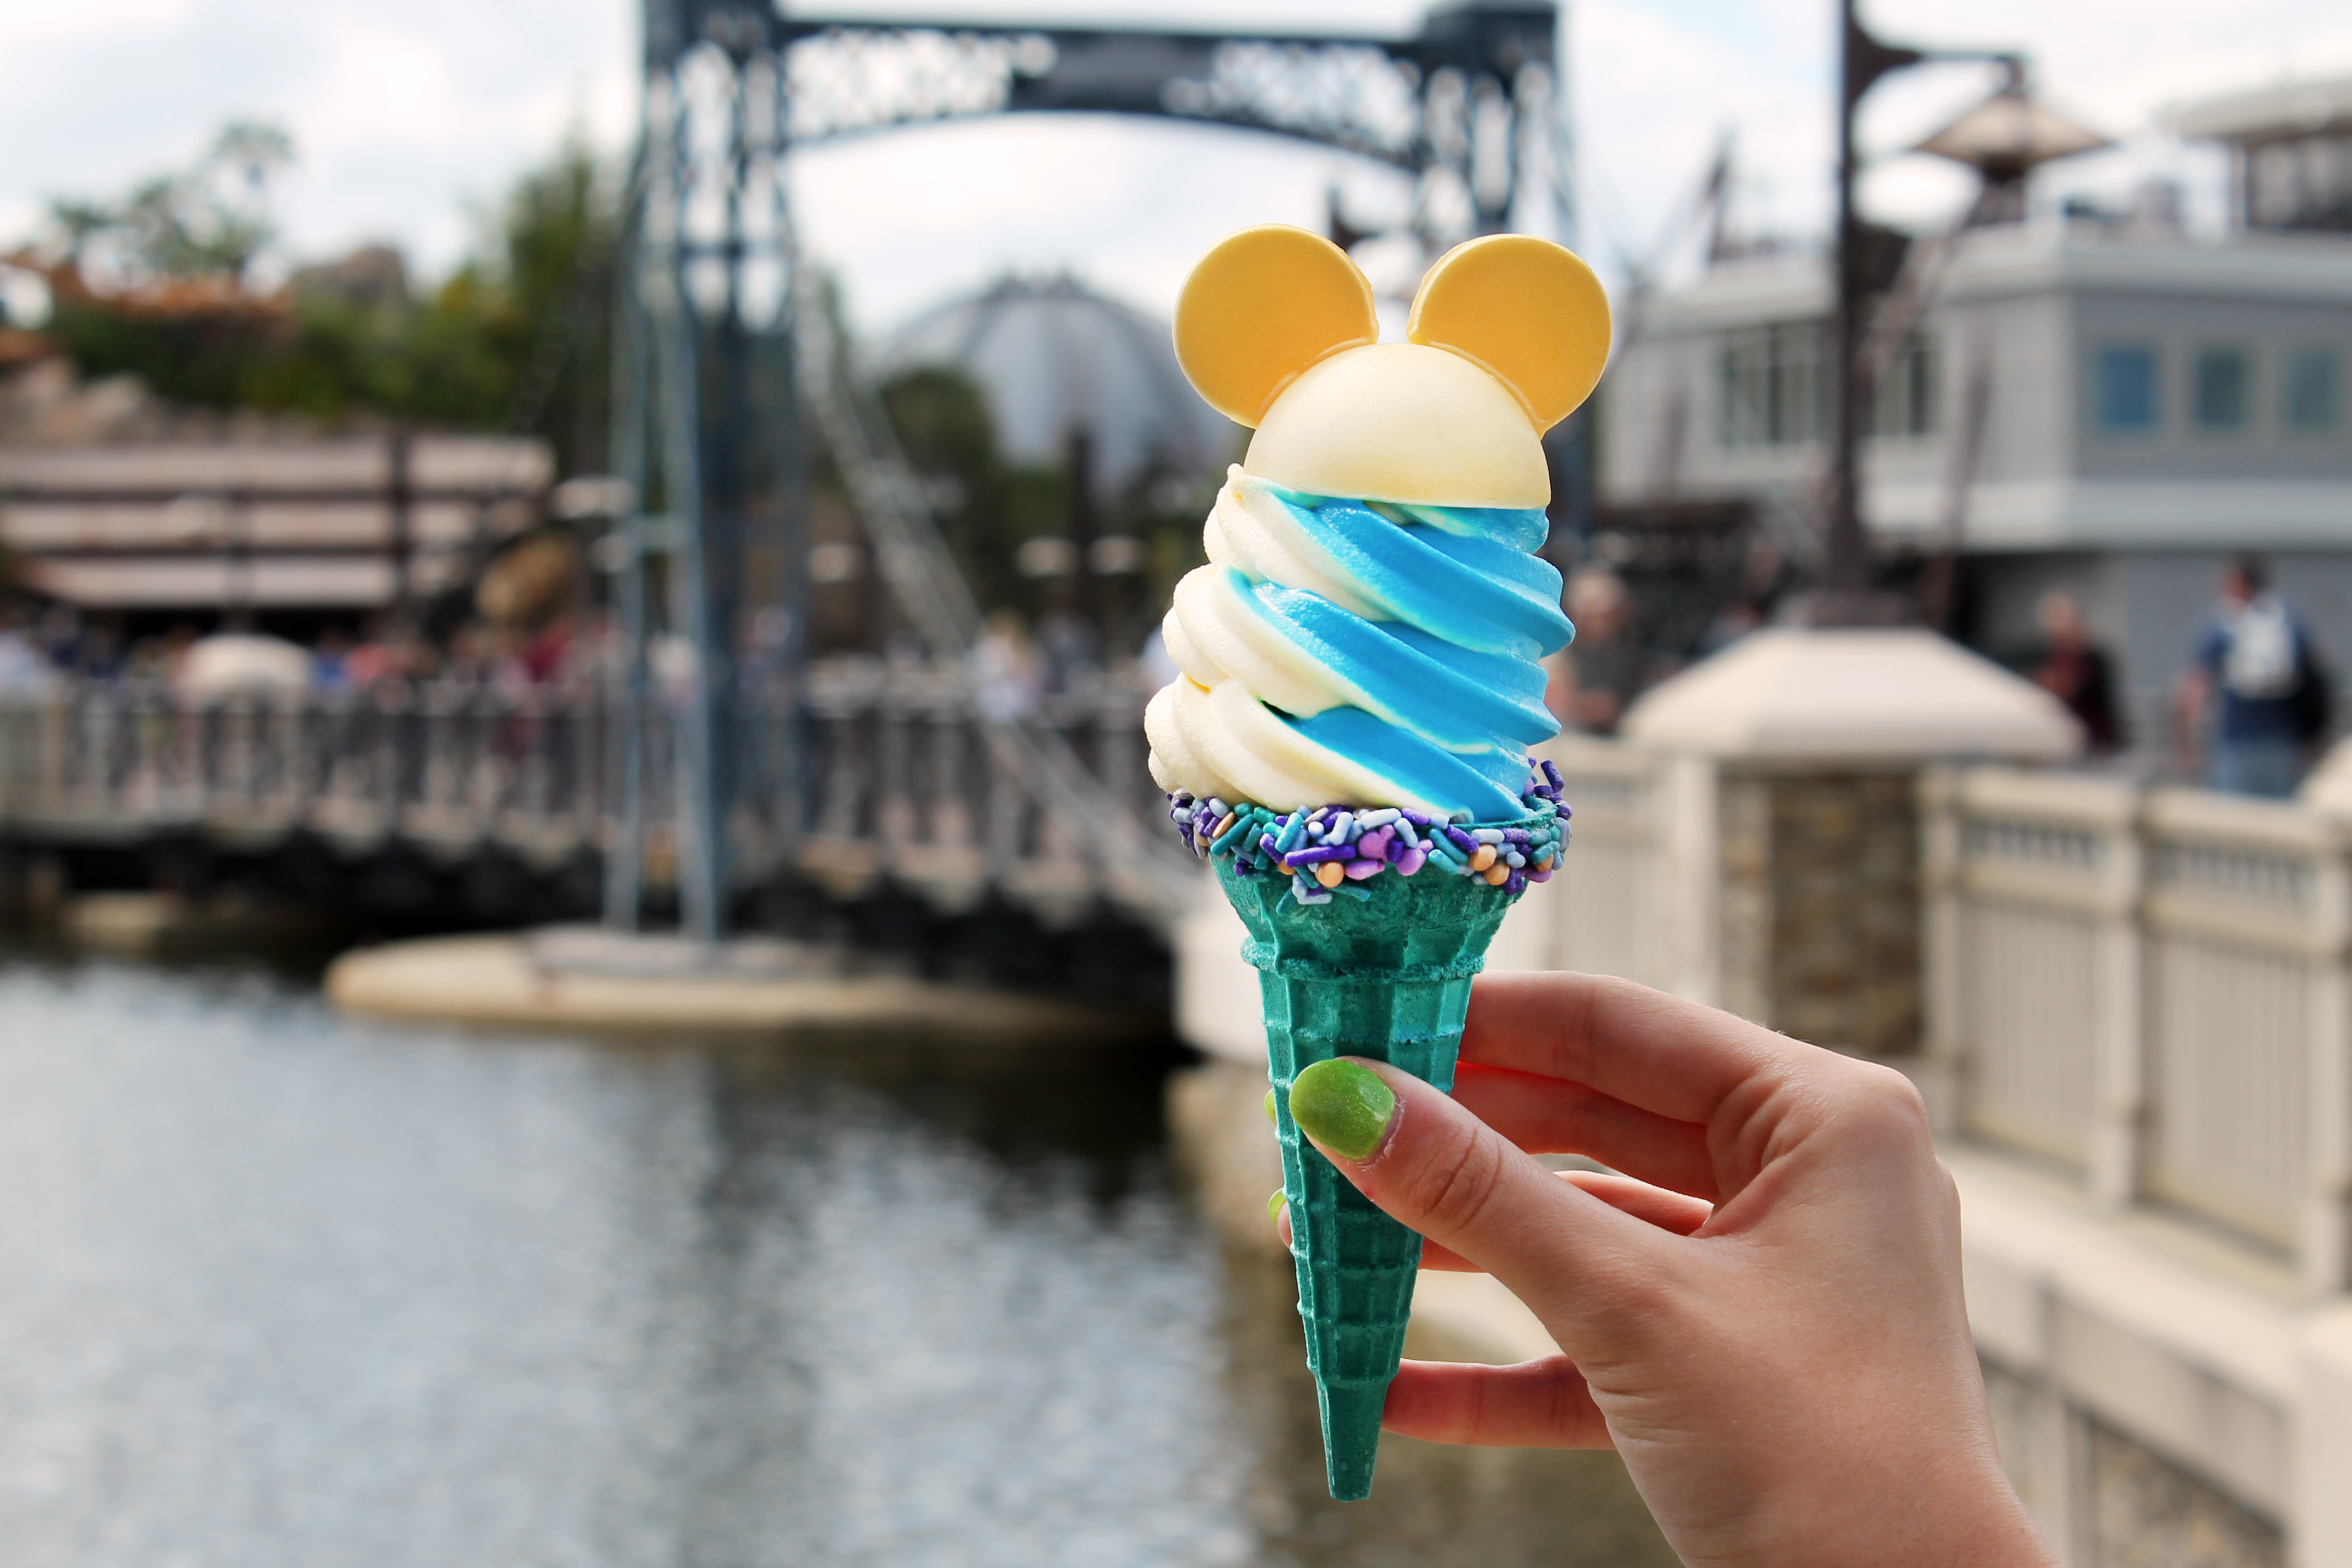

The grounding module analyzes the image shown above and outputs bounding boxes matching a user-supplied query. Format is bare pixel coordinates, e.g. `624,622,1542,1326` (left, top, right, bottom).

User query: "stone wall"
1717,769,1921,1058
1983,1355,2287,1567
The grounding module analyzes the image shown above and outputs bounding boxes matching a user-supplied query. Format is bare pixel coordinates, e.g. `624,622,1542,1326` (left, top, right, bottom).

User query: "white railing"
1512,738,2352,1290
0,661,1174,927
1924,767,2352,1291
1515,736,1678,993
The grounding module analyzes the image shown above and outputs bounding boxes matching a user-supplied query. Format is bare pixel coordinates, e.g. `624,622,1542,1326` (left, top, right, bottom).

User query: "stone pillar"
1623,627,2080,1064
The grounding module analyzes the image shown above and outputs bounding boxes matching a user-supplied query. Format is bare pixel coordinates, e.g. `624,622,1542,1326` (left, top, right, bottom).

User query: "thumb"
1288,1057,1678,1359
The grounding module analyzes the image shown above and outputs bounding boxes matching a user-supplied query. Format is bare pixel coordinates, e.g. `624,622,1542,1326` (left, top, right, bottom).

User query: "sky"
3,0,2350,338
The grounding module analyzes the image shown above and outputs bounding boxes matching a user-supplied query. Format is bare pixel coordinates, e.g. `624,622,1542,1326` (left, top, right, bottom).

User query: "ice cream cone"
1216,827,1533,1500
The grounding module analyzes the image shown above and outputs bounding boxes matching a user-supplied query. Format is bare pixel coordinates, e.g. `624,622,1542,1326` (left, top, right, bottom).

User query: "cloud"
2,0,2347,330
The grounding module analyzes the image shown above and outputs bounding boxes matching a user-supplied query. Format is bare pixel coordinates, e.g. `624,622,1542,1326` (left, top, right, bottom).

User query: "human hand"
1276,971,2051,1568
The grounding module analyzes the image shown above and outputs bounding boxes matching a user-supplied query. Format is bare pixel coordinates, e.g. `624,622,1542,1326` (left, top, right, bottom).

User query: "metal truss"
776,3,1563,244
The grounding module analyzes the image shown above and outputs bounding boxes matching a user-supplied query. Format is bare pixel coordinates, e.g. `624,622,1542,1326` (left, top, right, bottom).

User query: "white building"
1600,76,2352,748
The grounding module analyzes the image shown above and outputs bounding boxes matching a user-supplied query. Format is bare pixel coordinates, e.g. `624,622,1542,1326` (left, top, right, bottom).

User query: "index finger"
1462,970,1818,1126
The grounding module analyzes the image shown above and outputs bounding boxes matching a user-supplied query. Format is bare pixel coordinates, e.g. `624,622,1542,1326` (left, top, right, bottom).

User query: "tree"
51,119,292,286
37,126,620,476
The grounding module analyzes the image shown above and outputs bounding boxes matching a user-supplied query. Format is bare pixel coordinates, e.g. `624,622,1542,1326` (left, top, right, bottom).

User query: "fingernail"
1288,1059,1396,1162
1267,1188,1287,1219
1263,1087,1278,1125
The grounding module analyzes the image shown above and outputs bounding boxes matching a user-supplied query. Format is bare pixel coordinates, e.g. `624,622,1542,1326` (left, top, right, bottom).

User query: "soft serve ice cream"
1147,470,1570,823
1147,225,1608,831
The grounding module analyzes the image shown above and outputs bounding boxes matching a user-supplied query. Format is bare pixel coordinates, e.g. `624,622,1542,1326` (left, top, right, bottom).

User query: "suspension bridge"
0,1,1577,953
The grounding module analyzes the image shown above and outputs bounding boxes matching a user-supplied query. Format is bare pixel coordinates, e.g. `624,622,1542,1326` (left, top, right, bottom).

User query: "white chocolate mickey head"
1172,226,1612,509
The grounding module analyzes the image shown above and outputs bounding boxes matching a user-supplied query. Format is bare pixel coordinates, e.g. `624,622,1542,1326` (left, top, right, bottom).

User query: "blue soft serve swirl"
1144,467,1575,821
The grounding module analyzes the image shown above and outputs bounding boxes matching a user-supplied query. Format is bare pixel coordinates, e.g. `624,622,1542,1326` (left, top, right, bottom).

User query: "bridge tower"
614,0,1577,940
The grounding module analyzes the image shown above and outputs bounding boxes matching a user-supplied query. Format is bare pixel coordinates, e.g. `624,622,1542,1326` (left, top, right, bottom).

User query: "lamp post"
1822,0,1923,614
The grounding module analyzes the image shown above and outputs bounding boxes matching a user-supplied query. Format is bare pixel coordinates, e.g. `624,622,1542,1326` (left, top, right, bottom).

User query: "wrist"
1741,1451,2051,1568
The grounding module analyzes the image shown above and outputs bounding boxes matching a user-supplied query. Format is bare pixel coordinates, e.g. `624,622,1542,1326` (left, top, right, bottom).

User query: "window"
1871,331,1939,438
2286,348,2342,433
2094,346,2160,433
2194,347,2250,431
1718,322,1825,448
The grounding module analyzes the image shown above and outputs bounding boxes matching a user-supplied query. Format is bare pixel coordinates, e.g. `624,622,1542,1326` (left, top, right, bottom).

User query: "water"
0,955,1674,1568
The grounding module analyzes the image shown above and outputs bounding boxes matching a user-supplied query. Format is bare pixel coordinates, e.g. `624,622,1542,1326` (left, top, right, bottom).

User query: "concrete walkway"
326,928,1153,1042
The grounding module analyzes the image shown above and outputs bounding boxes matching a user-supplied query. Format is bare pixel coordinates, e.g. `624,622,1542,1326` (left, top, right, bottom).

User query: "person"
970,610,1042,723
2027,591,2123,754
1275,971,2053,1566
2175,555,2329,798
1546,565,1646,735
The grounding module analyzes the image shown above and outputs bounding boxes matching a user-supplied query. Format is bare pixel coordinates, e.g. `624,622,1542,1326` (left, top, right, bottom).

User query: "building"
1600,75,2352,751
0,357,552,633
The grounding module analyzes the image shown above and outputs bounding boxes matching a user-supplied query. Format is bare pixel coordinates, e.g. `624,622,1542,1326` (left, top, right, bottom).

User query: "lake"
0,953,1674,1567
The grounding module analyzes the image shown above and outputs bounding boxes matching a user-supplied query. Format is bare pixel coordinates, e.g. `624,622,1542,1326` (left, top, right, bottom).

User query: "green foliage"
52,119,292,285
45,126,618,476
869,361,1213,645
875,364,1069,620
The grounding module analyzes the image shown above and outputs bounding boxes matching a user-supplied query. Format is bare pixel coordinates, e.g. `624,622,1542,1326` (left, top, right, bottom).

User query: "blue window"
2195,347,2250,430
2286,348,2342,432
2094,346,2160,433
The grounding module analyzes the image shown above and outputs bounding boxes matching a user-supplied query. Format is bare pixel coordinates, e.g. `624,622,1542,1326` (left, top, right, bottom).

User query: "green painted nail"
1267,1188,1287,1219
1263,1087,1278,1125
1288,1059,1396,1162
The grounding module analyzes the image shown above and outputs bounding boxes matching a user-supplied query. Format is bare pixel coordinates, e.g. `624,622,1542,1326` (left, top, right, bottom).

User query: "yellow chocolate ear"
1406,235,1611,431
1173,225,1379,428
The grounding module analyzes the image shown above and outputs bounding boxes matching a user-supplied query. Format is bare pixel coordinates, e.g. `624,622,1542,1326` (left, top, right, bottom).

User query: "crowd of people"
0,603,592,703
3,550,2339,800
1531,551,2337,800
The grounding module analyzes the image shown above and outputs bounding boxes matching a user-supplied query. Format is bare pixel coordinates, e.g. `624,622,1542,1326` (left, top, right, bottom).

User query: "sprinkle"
1166,757,1566,895
1541,759,1564,792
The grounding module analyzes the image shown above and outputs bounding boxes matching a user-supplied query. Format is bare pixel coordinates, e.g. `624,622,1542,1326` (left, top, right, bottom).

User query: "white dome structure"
875,273,1242,494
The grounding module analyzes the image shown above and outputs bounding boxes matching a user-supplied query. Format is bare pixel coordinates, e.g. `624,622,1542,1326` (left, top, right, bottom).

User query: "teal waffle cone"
1216,843,1529,1501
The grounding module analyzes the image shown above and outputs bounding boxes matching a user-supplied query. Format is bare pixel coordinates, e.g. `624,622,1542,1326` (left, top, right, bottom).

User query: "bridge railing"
1504,736,2352,1291
797,657,1167,925
1923,765,2352,1292
0,661,1173,924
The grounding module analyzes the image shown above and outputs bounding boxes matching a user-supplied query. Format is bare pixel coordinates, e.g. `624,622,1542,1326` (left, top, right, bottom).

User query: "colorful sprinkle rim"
1166,759,1571,906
